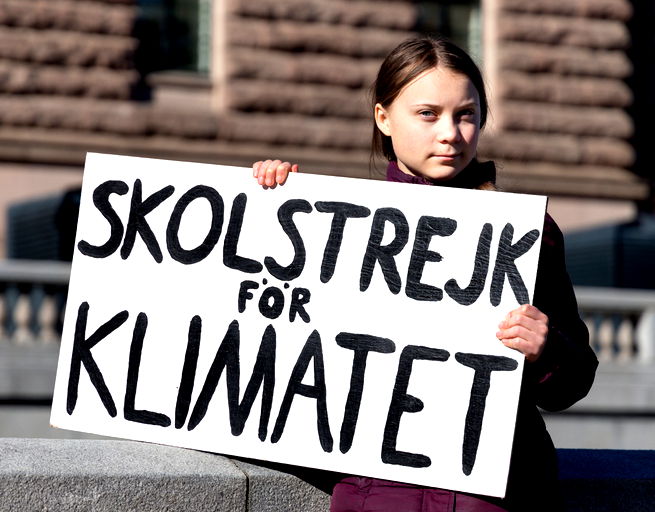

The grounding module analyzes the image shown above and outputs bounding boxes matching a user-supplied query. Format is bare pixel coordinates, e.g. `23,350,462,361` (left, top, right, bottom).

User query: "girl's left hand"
496,304,548,363
252,159,298,187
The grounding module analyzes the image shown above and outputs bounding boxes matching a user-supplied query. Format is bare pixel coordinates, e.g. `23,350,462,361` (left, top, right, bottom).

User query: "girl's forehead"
396,66,479,105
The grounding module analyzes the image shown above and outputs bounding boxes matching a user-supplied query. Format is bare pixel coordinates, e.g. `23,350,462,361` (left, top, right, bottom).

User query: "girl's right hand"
252,159,299,187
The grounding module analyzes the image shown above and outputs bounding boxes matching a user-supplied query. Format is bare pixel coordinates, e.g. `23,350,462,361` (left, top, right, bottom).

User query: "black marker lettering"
77,180,128,258
258,286,285,320
382,345,450,468
167,185,224,264
233,324,276,441
455,352,518,476
445,223,493,305
121,179,174,262
124,313,171,427
360,208,409,294
187,321,276,441
175,315,202,429
224,193,263,273
67,302,128,417
188,320,240,430
288,287,311,323
336,333,396,454
314,201,370,283
490,224,540,306
271,330,333,452
405,216,457,301
237,280,260,313
265,199,312,281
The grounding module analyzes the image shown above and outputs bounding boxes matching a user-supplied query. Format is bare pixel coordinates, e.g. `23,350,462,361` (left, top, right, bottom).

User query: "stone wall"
0,0,415,178
483,0,646,199
0,0,649,196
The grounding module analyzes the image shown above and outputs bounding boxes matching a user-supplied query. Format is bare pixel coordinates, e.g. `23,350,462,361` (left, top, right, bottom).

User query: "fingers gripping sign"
253,159,299,188
496,304,548,363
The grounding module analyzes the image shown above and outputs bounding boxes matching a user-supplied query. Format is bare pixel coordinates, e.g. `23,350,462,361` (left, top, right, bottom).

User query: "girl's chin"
419,167,463,182
398,162,465,182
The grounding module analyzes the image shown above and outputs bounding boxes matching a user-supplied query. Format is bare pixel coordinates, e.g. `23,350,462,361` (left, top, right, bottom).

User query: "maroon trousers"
330,478,508,512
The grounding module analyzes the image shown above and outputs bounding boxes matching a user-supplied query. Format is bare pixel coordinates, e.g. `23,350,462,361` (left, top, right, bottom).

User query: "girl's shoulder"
541,213,564,249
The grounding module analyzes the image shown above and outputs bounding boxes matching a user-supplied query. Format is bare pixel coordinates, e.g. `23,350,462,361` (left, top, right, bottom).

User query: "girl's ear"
374,103,392,136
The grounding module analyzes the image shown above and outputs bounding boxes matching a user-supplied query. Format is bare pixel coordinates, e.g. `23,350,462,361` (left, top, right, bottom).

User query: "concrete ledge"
0,438,332,512
233,458,334,512
0,439,247,512
2,440,655,512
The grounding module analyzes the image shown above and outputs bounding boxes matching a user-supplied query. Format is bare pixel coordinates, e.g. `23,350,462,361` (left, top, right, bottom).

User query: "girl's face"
375,66,481,182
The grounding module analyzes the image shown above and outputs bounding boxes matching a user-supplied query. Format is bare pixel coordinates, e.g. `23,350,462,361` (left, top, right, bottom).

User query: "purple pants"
330,478,508,512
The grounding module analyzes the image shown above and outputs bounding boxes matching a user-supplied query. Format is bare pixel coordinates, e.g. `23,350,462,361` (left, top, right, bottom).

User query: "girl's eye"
459,109,476,118
419,110,436,119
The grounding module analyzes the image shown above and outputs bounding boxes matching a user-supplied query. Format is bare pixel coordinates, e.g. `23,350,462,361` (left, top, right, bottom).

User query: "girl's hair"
371,35,488,163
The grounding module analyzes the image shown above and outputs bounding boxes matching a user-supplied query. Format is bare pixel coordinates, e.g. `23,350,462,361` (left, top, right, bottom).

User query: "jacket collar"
386,159,497,190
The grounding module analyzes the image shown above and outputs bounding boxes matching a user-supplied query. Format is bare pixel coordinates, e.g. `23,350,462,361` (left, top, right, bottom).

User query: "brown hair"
371,35,488,163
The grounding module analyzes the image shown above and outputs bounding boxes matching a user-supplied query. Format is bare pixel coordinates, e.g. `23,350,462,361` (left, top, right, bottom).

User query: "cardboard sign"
51,153,547,497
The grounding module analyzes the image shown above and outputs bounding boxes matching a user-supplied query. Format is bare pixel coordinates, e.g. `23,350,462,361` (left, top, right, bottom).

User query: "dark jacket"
330,161,598,512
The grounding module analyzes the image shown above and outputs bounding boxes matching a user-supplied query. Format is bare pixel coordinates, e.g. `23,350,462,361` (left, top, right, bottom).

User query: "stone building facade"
0,0,650,255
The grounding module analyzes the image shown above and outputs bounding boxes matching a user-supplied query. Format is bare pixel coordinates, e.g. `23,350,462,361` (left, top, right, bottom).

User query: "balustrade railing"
575,287,655,364
2,261,655,364
0,259,70,345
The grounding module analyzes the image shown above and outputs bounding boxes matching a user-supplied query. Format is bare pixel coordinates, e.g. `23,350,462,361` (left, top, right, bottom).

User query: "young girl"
253,35,597,512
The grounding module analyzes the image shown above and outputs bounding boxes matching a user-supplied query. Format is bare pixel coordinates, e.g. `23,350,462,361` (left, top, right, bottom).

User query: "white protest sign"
51,153,547,497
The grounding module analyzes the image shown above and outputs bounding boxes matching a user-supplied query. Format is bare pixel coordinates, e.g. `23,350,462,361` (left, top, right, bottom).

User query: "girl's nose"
436,117,461,144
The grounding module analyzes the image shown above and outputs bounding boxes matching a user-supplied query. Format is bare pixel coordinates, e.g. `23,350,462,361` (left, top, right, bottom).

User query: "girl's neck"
386,160,497,191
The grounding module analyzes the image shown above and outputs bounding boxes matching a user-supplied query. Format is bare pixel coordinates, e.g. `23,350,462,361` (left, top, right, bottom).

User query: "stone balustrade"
576,286,655,363
0,259,69,345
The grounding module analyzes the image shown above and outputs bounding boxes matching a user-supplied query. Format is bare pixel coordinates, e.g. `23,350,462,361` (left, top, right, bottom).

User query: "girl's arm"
523,214,598,411
253,159,299,187
496,214,597,411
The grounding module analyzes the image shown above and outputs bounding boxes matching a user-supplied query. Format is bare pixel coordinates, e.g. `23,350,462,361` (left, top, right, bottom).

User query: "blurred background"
1,0,654,450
